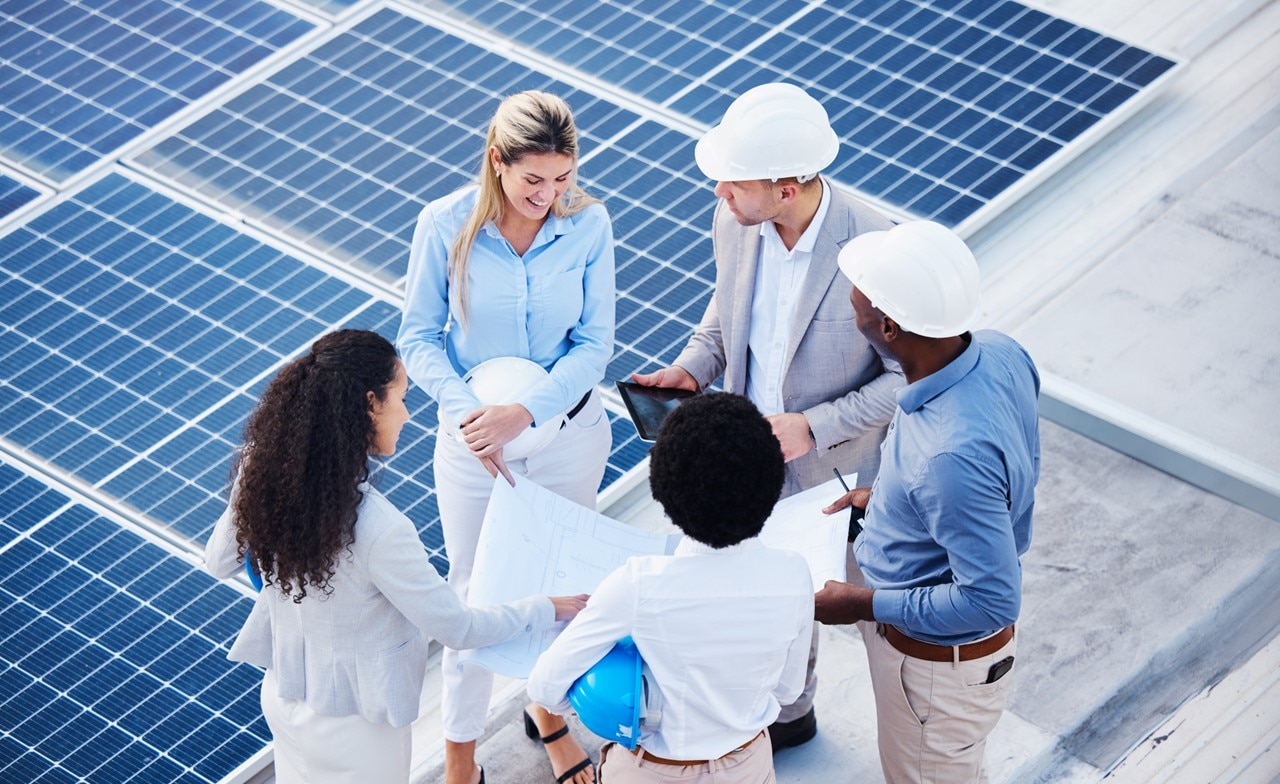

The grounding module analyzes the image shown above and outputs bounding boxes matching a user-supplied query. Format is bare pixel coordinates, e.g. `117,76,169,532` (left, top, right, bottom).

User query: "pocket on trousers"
897,656,929,727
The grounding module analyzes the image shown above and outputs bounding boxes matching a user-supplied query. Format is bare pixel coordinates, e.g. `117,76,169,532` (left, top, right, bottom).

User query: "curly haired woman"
205,329,586,784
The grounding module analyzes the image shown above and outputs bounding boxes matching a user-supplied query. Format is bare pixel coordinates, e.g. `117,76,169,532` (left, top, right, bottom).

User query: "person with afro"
528,392,814,783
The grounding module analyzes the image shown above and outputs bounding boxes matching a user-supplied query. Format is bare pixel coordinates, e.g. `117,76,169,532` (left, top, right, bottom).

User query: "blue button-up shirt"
397,187,615,427
856,330,1040,645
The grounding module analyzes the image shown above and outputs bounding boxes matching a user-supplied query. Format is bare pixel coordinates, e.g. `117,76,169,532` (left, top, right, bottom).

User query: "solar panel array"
0,0,1177,779
0,0,315,183
0,459,270,783
437,0,1177,228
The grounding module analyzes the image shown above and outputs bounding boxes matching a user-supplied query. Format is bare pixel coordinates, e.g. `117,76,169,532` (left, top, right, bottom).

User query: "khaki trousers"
858,620,1016,784
598,733,776,784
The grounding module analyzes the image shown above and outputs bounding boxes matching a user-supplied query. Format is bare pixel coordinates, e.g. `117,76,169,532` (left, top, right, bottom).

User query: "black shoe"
768,707,817,751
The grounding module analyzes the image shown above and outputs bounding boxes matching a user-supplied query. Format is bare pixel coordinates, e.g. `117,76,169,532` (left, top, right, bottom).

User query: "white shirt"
745,181,833,415
527,537,814,760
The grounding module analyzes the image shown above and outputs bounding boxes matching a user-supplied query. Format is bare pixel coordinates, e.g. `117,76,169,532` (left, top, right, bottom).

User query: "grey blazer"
674,181,903,496
205,483,554,727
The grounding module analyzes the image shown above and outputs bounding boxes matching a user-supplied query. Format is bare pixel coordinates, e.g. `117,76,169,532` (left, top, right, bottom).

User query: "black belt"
560,390,591,427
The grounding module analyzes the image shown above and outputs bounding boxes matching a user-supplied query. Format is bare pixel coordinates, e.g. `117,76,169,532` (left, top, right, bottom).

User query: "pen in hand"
833,467,864,543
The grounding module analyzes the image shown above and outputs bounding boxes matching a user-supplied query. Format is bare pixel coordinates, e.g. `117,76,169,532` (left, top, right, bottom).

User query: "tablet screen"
615,381,696,442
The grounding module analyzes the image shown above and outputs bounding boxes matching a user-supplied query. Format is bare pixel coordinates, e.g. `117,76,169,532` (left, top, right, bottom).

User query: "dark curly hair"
231,329,399,602
648,392,784,548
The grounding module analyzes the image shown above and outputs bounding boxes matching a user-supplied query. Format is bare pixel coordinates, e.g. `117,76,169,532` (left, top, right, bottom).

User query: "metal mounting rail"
1038,373,1280,523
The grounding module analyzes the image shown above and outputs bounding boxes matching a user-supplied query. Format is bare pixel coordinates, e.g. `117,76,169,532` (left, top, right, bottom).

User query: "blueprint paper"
758,473,857,591
460,475,680,678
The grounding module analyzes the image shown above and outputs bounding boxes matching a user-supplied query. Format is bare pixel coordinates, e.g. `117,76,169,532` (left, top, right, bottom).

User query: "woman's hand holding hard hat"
461,403,535,457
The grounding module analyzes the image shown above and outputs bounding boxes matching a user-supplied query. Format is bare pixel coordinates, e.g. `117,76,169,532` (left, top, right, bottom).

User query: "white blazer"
205,482,554,727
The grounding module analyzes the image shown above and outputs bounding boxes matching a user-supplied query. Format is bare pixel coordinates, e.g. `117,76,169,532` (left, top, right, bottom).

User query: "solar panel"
0,0,314,182
429,0,1178,229
0,172,448,547
0,458,269,783
0,173,41,220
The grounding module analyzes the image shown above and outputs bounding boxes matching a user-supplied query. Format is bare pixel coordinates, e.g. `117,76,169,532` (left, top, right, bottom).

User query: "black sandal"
523,710,595,784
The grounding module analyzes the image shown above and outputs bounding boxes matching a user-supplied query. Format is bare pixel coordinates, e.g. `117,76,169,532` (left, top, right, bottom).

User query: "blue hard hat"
568,637,647,750
244,552,263,592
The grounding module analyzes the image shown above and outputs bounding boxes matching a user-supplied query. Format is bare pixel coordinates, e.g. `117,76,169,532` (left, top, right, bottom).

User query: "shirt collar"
481,208,574,245
674,535,764,556
758,178,832,255
897,333,979,414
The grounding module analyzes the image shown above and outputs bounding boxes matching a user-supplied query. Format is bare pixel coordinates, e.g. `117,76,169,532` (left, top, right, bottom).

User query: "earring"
494,167,501,178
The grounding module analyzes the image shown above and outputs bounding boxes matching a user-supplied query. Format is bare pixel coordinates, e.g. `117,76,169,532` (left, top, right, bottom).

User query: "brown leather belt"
883,624,1015,663
632,730,764,767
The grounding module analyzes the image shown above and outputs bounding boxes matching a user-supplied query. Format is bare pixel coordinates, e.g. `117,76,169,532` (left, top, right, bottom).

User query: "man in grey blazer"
632,83,903,749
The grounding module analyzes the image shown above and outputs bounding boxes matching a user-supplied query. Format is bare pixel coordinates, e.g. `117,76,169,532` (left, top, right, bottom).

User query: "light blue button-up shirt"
397,187,615,428
856,330,1040,645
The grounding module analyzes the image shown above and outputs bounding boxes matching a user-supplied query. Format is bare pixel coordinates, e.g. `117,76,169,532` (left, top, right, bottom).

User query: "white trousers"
437,390,611,741
261,668,411,783
858,621,1016,784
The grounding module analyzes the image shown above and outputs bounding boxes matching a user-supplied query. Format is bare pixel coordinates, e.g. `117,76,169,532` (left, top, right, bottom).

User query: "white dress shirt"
745,180,833,415
527,536,814,760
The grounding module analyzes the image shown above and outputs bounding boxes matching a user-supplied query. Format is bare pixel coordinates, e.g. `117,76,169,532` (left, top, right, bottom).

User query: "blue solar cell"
5,752,56,783
0,174,41,218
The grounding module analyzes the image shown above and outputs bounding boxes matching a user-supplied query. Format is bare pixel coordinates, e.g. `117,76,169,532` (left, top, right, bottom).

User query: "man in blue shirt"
815,220,1040,784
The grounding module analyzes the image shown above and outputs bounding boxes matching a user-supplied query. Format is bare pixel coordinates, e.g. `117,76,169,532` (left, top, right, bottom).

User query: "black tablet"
615,380,696,442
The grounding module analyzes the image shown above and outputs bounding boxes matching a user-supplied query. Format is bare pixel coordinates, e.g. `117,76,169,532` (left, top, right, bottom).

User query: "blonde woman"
397,92,614,784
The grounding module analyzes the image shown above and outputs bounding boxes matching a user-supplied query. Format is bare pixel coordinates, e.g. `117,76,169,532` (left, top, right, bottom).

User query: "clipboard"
615,380,696,442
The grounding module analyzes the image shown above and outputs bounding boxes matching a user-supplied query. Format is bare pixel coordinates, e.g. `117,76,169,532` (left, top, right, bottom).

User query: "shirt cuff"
871,588,905,627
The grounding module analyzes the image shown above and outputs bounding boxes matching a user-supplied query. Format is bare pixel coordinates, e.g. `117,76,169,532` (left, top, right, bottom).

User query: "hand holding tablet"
615,381,696,441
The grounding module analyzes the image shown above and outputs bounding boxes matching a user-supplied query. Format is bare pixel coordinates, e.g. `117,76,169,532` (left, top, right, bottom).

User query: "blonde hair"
449,91,600,328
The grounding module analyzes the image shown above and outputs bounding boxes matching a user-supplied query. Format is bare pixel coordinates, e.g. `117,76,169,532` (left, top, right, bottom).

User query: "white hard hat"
695,83,840,182
837,220,981,338
437,357,565,460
